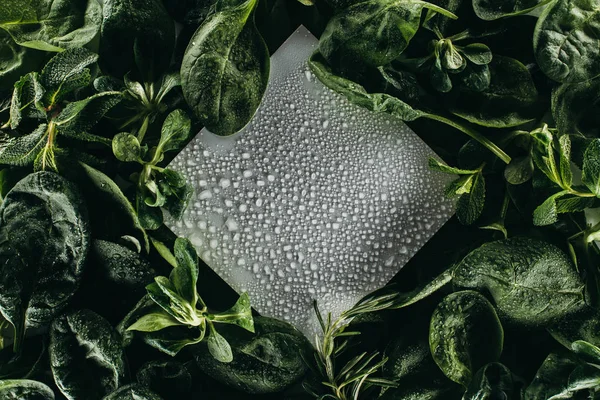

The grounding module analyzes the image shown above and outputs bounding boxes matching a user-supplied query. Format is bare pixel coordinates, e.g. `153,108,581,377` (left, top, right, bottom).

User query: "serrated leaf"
583,139,600,197
558,134,573,187
457,172,485,225
533,190,568,226
39,48,98,108
428,158,478,175
0,124,47,166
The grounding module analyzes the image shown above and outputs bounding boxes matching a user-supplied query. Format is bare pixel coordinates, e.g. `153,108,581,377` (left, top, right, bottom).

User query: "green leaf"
524,352,580,400
429,290,504,387
212,293,255,333
103,384,162,400
552,77,600,137
157,109,192,154
136,193,164,230
391,268,454,309
9,72,44,129
80,162,149,252
0,379,55,399
147,278,200,325
462,363,515,400
504,155,534,185
39,48,98,108
456,171,485,225
583,139,600,197
155,168,193,219
571,340,600,365
459,43,492,65
449,56,540,128
150,237,177,268
473,0,548,20
309,53,425,122
558,134,573,187
207,327,234,363
112,133,142,163
50,309,127,400
0,124,47,167
453,237,585,326
533,190,568,226
562,364,600,397
171,237,199,306
0,30,42,92
534,0,600,83
0,172,89,353
0,0,101,52
127,312,181,333
431,56,453,93
181,0,269,136
428,158,478,175
318,0,456,68
54,92,122,143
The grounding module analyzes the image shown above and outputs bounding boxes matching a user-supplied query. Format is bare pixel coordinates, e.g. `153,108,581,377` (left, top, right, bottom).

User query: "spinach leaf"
552,77,600,137
448,56,540,128
181,0,269,135
136,360,191,398
0,171,89,353
318,0,457,68
524,352,581,400
0,31,42,91
0,0,101,52
429,290,503,386
100,0,176,78
193,316,311,394
0,379,55,399
534,0,600,83
50,309,128,400
453,237,585,326
473,0,549,20
102,384,162,400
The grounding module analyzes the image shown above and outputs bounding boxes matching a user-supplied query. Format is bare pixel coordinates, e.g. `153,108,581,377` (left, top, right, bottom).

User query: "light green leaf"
473,0,549,20
428,158,478,175
212,293,255,333
157,109,192,154
112,133,142,163
456,171,485,225
429,290,503,387
127,312,180,333
171,237,199,306
533,190,569,226
207,327,234,363
150,237,177,268
583,139,600,196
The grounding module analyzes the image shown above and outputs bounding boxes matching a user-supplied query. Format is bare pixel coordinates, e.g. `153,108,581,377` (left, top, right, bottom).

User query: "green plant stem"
423,113,512,164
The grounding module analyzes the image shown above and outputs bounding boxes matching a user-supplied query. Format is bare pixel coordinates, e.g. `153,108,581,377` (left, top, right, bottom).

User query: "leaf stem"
423,113,512,164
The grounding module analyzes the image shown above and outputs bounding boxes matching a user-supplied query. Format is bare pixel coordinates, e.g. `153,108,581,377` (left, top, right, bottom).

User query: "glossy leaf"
112,133,142,163
0,379,55,399
157,109,192,154
552,77,600,137
534,0,600,83
429,290,503,386
456,171,485,225
453,237,585,326
207,327,234,363
181,0,269,135
474,0,548,20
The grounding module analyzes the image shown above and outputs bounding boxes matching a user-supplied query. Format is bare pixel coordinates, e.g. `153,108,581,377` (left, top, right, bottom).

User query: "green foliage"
181,0,269,135
0,379,55,399
429,291,503,386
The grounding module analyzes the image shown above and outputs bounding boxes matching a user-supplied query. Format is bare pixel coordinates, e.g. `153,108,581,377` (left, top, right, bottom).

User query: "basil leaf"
534,0,600,83
449,56,540,128
0,171,89,353
319,0,457,68
0,0,101,52
429,290,503,386
193,316,311,394
181,0,269,136
453,237,585,326
0,379,55,399
50,309,128,400
39,48,98,109
102,384,162,400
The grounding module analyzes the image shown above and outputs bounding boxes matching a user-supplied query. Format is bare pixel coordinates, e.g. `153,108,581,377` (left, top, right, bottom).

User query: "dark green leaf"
171,237,199,306
39,48,98,108
0,0,101,52
524,352,580,400
429,290,503,386
112,133,142,163
309,53,425,121
391,269,454,309
9,72,44,129
583,139,600,197
571,340,600,365
449,56,540,128
456,171,485,225
211,292,255,333
318,0,456,68
429,158,479,175
193,316,311,394
463,363,514,400
533,190,568,226
459,44,492,65
431,56,453,93
534,0,600,83
102,383,162,400
0,171,89,353
0,31,42,91
552,77,600,137
136,360,191,397
504,155,534,185
136,193,164,230
157,109,192,154
0,379,54,399
453,237,585,326
50,309,127,400
181,0,269,135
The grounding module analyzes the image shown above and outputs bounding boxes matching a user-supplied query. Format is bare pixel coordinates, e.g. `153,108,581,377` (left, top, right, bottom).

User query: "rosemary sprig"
304,293,400,400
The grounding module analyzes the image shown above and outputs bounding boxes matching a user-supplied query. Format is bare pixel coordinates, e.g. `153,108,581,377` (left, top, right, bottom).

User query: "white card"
166,26,455,339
